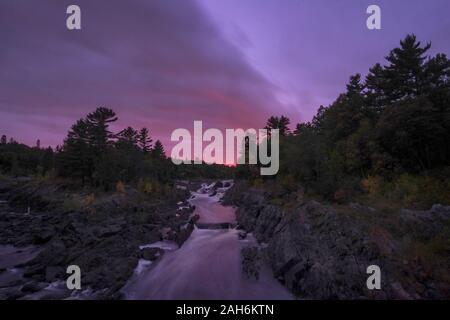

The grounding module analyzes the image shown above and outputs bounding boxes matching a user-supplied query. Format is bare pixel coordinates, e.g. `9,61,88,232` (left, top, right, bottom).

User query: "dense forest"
0,108,232,193
1,35,449,207
242,35,450,208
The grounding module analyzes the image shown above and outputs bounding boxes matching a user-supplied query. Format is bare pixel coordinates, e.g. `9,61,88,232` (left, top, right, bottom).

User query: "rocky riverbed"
0,178,198,299
1,178,449,300
122,180,292,300
222,181,450,299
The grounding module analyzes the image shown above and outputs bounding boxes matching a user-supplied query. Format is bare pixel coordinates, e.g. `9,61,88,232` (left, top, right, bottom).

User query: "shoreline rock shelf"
223,182,450,299
0,178,196,299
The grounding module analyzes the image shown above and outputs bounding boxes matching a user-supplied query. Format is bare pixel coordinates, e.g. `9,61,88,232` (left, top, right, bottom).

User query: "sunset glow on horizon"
1,0,450,152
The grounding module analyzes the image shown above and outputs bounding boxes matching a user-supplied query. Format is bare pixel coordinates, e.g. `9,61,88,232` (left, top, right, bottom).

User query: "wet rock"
189,213,200,224
0,273,25,288
390,282,413,300
140,247,163,261
349,202,376,213
214,181,224,189
138,227,160,245
21,281,47,293
23,265,44,279
159,227,170,238
95,225,122,238
0,286,25,300
228,182,450,299
45,266,64,282
238,231,247,240
159,227,175,241
32,226,55,244
175,223,194,246
31,287,72,300
400,204,450,241
241,247,261,280
430,204,450,218
0,178,196,299
228,184,389,299
40,239,66,265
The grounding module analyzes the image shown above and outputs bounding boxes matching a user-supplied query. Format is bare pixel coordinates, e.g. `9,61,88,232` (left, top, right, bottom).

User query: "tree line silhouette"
0,108,231,191
1,35,449,201
246,35,450,203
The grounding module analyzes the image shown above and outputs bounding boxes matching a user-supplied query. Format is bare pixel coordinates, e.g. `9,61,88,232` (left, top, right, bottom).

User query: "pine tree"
60,119,93,184
384,34,431,101
265,115,291,136
365,63,388,112
0,135,6,145
423,53,450,109
346,74,364,98
151,140,166,159
85,107,117,150
294,123,312,135
311,105,327,132
117,126,139,148
138,128,153,153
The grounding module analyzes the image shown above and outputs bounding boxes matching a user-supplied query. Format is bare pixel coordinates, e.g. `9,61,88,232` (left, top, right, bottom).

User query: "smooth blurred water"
124,184,292,300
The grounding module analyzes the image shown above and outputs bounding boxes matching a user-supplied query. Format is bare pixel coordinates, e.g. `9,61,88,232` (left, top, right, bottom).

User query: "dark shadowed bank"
222,181,450,299
1,177,449,300
0,178,203,299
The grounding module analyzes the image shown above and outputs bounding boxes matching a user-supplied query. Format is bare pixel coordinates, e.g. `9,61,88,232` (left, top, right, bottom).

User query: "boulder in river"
140,247,164,261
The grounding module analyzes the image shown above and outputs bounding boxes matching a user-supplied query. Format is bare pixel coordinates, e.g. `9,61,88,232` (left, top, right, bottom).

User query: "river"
123,182,293,300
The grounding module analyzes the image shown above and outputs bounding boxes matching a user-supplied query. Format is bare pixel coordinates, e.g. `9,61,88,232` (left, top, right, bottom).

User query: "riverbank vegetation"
246,35,450,210
0,109,232,195
1,35,449,208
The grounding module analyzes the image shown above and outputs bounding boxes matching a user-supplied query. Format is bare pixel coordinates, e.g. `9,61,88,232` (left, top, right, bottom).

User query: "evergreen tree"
346,74,364,98
60,119,93,184
85,107,117,150
265,115,291,136
117,126,139,148
138,128,153,153
311,105,327,133
384,34,431,101
424,53,450,108
365,63,388,112
376,96,447,170
293,122,312,135
152,140,166,159
0,135,6,145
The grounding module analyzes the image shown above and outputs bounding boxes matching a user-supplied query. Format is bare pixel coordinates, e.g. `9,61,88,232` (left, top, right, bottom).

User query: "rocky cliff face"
223,182,450,299
0,179,195,299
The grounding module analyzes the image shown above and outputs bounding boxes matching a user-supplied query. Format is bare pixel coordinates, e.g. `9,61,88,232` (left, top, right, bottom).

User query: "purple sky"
1,0,450,149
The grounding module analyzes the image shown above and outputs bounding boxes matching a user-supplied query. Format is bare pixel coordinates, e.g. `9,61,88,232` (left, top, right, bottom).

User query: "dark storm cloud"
0,0,279,147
